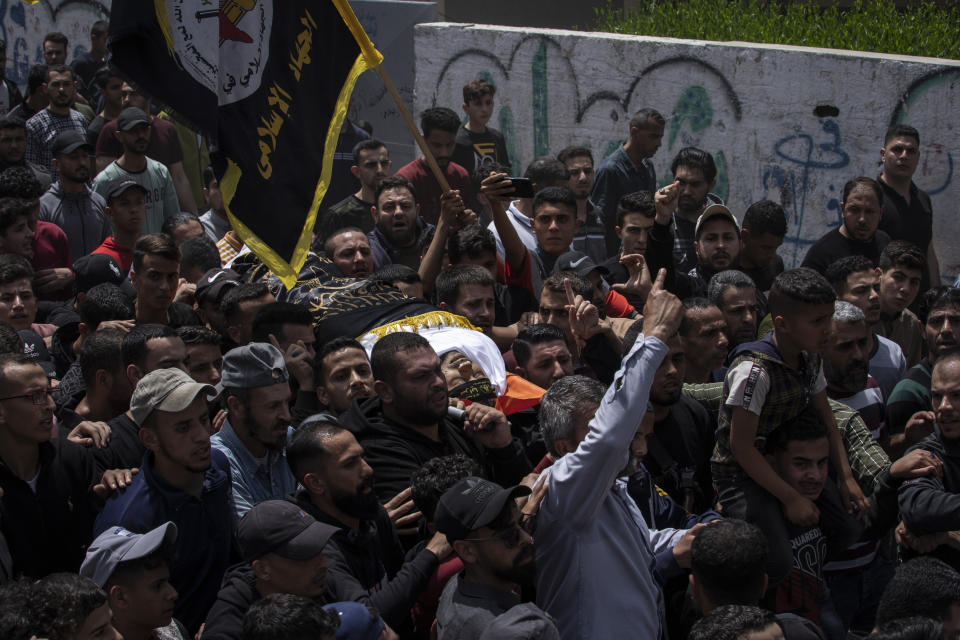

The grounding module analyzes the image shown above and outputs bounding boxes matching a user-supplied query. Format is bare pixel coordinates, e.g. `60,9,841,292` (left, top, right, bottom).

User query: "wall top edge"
414,22,960,67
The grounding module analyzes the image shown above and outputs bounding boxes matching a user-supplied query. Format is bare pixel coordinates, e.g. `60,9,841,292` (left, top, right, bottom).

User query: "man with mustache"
825,255,907,397
367,176,434,271
24,65,88,177
39,130,111,263
316,139,392,245
212,343,297,518
395,107,472,226
92,107,179,235
286,418,452,633
823,302,886,440
435,476,546,640
801,177,890,275
94,367,233,636
707,269,760,352
340,331,530,502
314,337,375,416
623,323,715,513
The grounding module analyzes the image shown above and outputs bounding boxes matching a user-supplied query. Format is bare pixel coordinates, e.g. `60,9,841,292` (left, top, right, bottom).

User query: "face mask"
448,377,496,407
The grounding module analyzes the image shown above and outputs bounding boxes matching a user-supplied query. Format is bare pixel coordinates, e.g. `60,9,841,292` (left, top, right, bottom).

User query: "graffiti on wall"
419,28,959,275
1,0,110,85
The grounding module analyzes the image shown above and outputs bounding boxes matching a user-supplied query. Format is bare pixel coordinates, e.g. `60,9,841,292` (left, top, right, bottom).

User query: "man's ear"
553,438,577,457
108,584,128,610
139,425,157,451
251,558,270,581
772,313,787,333
515,365,528,379
438,301,451,312
95,368,111,390
370,205,378,222
615,225,622,239
688,573,699,603
350,165,361,180
226,325,242,345
303,471,325,496
77,322,91,338
316,384,330,408
373,379,394,403
226,394,245,418
740,228,752,244
452,540,478,565
126,364,142,388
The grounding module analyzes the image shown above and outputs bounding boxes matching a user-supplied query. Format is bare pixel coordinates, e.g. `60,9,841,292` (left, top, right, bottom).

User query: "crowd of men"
0,23,958,640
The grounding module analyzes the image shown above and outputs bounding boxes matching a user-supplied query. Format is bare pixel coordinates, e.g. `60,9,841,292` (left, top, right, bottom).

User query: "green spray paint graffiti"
532,41,549,158
668,85,713,150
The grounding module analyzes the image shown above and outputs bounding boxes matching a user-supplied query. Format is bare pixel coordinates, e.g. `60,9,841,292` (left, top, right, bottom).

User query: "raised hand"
640,268,683,343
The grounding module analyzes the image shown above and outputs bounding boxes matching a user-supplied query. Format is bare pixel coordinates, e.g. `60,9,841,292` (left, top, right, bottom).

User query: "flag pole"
332,0,451,192
374,65,452,193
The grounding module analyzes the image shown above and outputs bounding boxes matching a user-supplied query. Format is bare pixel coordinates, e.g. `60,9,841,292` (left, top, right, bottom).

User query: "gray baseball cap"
80,522,178,587
218,342,289,392
130,368,217,426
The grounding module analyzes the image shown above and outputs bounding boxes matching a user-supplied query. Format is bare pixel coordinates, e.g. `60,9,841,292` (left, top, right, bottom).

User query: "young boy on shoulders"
711,268,869,584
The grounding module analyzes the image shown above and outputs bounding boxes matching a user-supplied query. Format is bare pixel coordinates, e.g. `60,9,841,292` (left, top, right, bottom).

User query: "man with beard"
395,107,472,225
286,419,451,632
648,180,739,299
558,145,606,264
887,287,960,457
39,130,111,262
802,178,890,274
622,324,715,513
314,337,375,416
367,176,433,271
316,139,392,245
94,367,233,636
92,107,179,235
324,228,375,278
899,352,960,569
212,343,297,518
435,476,538,640
665,147,723,273
823,302,887,439
824,255,907,398
341,331,530,502
24,65,88,177
679,298,729,384
707,270,760,352
202,499,339,640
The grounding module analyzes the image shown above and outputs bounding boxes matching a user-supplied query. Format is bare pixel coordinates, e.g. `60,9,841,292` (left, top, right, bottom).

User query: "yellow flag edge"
220,50,379,289
152,0,176,55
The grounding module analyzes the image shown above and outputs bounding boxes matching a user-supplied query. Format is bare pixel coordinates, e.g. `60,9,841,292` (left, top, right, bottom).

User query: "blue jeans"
821,537,896,638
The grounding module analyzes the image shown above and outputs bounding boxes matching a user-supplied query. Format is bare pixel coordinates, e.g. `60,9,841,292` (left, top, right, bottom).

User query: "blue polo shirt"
94,449,235,636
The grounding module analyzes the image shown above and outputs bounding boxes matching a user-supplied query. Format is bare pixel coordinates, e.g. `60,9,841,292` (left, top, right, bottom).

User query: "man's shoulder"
145,157,172,177
329,194,367,214
395,158,425,179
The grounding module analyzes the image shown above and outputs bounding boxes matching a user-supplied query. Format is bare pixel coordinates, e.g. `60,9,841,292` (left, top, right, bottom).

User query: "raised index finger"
564,277,576,306
650,267,667,292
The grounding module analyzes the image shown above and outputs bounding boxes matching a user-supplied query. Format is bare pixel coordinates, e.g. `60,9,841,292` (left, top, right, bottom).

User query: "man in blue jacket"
95,367,234,636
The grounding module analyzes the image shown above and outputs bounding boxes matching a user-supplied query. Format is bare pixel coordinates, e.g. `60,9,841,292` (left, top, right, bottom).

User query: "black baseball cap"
435,476,530,543
18,329,55,378
195,268,240,306
105,178,148,203
73,253,136,297
116,107,151,131
237,500,338,562
553,250,608,278
51,130,92,156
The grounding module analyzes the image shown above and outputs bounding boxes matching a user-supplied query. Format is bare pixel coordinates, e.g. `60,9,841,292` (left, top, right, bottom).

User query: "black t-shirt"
877,176,933,293
800,228,890,274
316,194,374,246
494,282,537,326
643,395,715,512
92,413,145,476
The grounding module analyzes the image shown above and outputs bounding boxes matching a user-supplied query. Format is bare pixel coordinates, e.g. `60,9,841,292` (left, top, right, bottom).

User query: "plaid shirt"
25,108,88,175
682,381,889,492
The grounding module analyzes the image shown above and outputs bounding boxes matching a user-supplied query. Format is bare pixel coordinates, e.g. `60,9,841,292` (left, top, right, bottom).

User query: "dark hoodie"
340,396,532,502
38,182,112,263
289,488,439,629
201,563,259,640
899,431,960,568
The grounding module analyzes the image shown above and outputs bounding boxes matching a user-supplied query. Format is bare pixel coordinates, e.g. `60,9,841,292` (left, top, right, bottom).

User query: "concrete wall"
415,24,960,280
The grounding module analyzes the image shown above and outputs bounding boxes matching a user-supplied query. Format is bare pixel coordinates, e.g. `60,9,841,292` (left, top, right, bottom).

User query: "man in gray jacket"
38,130,111,262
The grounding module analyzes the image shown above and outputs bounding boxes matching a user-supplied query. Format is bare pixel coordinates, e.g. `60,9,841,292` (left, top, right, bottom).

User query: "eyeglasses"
0,389,52,405
461,524,526,549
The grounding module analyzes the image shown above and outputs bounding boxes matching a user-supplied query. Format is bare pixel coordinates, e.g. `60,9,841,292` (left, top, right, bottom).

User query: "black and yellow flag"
108,0,382,287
